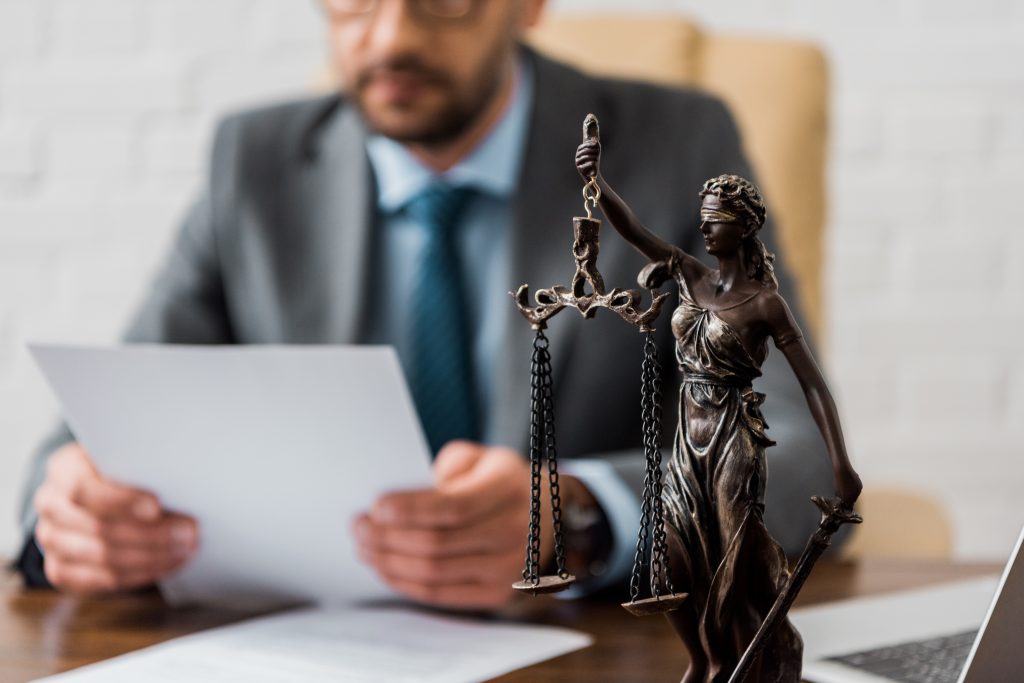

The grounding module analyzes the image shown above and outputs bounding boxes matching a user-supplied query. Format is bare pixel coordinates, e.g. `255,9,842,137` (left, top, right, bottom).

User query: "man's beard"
350,48,508,146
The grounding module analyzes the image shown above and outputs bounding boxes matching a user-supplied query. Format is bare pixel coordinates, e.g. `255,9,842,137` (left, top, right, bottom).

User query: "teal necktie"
405,183,480,456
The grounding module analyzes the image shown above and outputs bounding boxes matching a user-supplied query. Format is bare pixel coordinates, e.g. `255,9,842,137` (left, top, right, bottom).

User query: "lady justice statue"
510,114,862,682
573,128,863,682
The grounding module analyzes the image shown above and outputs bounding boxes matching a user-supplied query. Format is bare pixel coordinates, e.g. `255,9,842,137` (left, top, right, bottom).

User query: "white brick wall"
1,0,1021,562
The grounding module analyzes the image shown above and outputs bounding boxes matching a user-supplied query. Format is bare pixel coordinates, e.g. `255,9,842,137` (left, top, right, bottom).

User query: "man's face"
325,0,544,144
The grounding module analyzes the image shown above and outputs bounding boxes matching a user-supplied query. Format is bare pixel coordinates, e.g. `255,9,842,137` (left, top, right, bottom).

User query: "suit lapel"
296,103,375,344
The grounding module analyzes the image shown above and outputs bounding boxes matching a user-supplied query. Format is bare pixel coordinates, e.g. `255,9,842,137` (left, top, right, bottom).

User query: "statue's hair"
699,174,777,287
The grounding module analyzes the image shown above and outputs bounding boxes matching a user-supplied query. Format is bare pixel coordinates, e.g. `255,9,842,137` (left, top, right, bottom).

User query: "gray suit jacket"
16,49,839,584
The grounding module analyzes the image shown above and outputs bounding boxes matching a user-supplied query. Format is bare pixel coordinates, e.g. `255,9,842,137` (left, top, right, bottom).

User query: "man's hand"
33,442,199,594
354,442,558,611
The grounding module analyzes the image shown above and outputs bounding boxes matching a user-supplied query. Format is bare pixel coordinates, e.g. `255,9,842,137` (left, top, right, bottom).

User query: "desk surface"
0,559,999,683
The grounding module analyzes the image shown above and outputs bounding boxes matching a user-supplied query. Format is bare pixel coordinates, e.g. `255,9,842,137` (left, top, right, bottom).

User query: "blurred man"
16,0,837,609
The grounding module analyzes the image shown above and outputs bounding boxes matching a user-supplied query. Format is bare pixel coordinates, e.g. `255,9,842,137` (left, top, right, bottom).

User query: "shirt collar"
366,56,534,212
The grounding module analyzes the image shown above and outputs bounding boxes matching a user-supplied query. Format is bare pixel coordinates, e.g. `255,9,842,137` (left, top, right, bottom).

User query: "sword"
728,496,863,683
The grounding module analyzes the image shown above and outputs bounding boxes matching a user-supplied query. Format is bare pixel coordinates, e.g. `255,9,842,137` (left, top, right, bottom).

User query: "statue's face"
699,194,748,257
324,0,544,144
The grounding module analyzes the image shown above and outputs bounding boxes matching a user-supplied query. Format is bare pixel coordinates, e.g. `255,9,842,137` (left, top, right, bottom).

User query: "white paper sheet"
31,605,592,683
30,344,434,607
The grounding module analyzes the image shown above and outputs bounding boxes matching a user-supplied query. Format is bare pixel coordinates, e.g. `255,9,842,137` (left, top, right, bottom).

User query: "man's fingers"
103,543,194,574
35,494,198,593
44,442,95,487
34,482,104,537
43,554,185,595
432,441,484,485
69,474,160,521
43,557,118,594
100,514,198,552
355,517,483,557
374,448,527,528
359,444,536,611
371,487,514,529
440,447,527,497
360,545,520,586
354,511,521,558
42,441,163,527
37,523,195,576
37,442,197,595
37,482,198,552
35,520,99,563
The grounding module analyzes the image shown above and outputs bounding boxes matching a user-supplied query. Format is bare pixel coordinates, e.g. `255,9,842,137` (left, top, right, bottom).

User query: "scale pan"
512,574,576,595
621,592,689,616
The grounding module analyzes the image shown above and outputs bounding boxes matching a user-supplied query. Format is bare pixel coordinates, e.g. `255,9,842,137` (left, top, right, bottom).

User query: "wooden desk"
0,560,999,683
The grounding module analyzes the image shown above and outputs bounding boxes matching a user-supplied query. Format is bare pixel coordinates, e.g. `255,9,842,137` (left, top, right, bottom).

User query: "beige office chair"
839,488,954,559
530,15,954,559
528,14,828,341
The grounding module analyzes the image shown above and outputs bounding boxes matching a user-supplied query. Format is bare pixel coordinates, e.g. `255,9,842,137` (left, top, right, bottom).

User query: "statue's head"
698,174,776,287
699,174,767,233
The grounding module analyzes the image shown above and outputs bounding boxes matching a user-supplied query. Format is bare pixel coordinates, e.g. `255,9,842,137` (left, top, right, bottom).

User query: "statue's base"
512,575,576,595
621,592,689,616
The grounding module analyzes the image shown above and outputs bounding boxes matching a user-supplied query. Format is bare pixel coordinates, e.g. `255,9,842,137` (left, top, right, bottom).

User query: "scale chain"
522,330,547,585
629,332,662,602
539,340,569,578
642,336,660,596
628,332,674,603
628,465,654,603
643,332,674,596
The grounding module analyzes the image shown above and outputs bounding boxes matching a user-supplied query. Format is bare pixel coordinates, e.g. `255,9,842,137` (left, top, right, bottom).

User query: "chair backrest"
528,15,829,340
840,488,954,559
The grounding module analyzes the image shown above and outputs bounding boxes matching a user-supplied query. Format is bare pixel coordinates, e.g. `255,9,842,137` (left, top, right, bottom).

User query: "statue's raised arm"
574,115,708,289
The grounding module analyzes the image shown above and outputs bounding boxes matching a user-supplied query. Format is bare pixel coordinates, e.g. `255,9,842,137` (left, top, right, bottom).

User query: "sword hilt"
812,495,863,536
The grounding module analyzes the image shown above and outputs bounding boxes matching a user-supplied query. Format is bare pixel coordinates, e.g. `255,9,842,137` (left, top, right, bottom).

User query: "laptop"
791,523,1024,683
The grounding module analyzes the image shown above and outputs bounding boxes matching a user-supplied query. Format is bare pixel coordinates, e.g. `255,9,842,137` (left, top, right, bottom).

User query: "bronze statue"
575,124,862,682
511,114,862,682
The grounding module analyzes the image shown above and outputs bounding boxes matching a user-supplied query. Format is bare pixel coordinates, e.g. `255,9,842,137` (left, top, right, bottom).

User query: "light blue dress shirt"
363,61,640,592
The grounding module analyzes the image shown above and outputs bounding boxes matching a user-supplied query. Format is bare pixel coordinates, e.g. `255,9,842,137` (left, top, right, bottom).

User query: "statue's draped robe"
663,260,803,682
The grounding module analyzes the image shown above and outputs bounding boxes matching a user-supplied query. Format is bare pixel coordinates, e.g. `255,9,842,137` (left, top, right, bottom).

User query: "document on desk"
32,605,592,683
30,344,435,607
